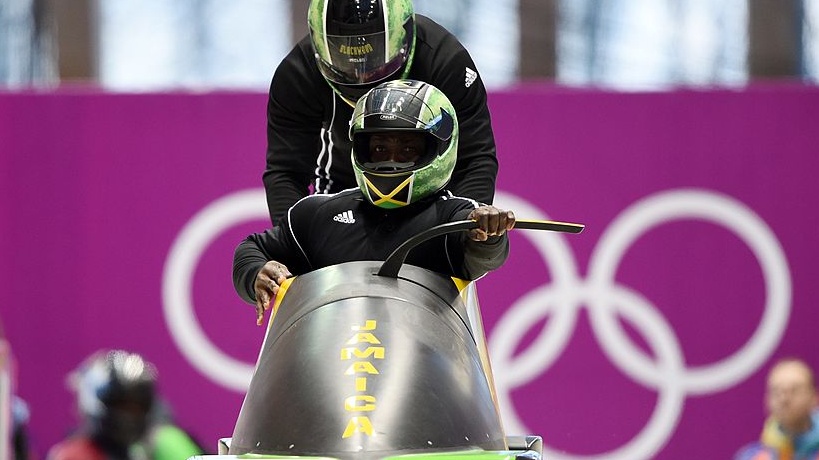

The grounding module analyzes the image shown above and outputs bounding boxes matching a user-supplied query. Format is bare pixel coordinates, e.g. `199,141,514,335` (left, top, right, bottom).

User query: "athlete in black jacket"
263,0,498,223
236,80,514,325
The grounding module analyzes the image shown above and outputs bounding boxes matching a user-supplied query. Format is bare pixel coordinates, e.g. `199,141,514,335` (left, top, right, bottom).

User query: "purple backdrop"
1,83,817,460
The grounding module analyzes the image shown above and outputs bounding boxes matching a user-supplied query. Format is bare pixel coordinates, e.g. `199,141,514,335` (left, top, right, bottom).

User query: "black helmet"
70,350,157,447
350,80,457,208
308,0,416,105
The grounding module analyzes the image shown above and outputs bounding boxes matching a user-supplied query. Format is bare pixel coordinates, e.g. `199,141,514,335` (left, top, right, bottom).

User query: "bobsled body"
191,218,584,460
232,261,506,457
195,261,544,460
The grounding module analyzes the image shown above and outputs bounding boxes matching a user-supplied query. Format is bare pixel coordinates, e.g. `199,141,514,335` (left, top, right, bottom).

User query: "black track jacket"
264,15,498,222
233,190,509,305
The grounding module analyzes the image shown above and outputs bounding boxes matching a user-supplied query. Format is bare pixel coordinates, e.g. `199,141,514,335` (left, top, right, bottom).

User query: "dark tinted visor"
316,30,408,85
354,132,440,172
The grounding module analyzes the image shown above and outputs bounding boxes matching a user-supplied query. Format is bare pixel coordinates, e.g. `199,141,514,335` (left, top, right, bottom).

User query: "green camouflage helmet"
308,0,416,105
349,80,458,209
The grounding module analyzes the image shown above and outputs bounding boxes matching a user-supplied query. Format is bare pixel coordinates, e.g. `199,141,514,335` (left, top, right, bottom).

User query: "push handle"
377,219,584,278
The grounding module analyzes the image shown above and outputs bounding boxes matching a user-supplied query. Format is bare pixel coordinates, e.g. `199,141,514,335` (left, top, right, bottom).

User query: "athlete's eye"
396,146,420,162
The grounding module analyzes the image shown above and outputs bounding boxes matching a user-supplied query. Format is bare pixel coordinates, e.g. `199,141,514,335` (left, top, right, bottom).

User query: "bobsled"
193,219,583,460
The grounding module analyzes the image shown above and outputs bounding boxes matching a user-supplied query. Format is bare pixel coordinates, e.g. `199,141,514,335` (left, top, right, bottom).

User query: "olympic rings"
489,188,791,460
162,189,268,391
161,187,791,459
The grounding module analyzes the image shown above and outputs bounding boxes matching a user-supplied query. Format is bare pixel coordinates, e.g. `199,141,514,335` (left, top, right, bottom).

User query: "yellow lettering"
339,44,374,56
342,416,374,438
340,346,385,360
352,320,377,331
346,332,381,345
345,395,376,412
345,361,379,375
341,319,381,439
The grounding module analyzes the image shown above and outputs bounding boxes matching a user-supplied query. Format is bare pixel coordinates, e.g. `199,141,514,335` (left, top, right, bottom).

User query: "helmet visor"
353,132,439,172
316,30,408,86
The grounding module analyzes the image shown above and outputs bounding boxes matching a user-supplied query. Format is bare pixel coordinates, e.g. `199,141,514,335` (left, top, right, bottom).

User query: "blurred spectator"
11,396,32,460
46,350,203,460
735,358,819,460
1,321,34,460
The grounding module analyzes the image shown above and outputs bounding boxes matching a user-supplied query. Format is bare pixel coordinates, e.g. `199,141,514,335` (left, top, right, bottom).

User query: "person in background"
735,358,819,460
46,350,203,460
11,396,33,460
1,321,34,460
235,79,515,325
263,0,498,224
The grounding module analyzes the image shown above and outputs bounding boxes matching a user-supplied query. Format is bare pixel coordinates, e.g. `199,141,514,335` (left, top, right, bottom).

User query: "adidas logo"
333,210,356,224
465,67,478,88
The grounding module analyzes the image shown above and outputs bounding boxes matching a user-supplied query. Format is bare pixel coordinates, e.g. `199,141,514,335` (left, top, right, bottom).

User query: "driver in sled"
233,79,515,325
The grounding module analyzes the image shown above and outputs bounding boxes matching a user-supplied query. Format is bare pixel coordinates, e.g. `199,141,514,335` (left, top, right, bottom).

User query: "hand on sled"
468,206,516,241
253,260,292,326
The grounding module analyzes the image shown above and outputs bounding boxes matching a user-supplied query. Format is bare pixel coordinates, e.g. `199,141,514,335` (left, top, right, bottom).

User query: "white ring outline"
490,188,791,459
487,191,582,385
491,192,686,460
160,188,792,459
162,189,268,391
587,189,791,393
